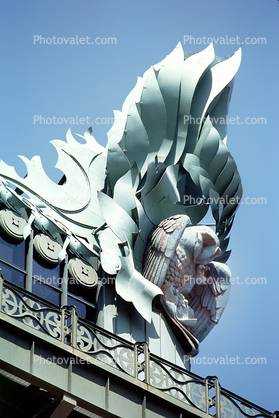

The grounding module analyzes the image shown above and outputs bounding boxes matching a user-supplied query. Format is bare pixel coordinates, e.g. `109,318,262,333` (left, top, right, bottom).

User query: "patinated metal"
0,43,242,355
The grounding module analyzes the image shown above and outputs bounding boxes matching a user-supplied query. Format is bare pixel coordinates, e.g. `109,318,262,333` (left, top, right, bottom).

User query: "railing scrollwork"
0,277,275,418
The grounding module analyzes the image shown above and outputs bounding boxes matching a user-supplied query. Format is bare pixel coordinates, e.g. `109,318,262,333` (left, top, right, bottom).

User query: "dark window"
68,278,95,300
0,225,96,323
33,259,61,288
0,235,26,269
0,261,25,287
32,278,61,306
68,295,95,322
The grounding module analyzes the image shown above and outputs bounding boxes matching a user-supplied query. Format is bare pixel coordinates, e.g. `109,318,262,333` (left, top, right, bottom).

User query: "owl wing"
186,261,231,342
142,214,190,288
142,214,200,356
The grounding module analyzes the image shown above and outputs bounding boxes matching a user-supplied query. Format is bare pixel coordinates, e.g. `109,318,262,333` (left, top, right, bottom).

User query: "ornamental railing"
0,277,277,418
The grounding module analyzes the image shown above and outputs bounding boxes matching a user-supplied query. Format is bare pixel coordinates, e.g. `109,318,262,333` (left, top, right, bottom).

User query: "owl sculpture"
0,43,242,357
143,214,231,355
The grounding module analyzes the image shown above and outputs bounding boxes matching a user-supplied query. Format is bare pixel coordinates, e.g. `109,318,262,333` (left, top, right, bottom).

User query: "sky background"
0,0,278,413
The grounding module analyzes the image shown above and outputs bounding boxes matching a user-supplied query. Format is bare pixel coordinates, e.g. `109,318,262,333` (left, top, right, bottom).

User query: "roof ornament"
0,43,242,355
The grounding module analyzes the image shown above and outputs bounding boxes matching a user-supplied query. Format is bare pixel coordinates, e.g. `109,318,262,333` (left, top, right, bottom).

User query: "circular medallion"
33,233,62,264
0,209,27,240
68,258,98,287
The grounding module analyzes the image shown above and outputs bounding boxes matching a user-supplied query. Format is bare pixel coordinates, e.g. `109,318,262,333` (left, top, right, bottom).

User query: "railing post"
205,376,221,417
61,305,78,348
61,306,66,343
214,377,221,418
144,342,150,385
70,306,78,348
134,343,139,379
135,342,150,384
204,378,209,415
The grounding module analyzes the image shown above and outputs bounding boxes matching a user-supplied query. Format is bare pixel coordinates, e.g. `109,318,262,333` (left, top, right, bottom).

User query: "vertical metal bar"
144,342,150,385
71,306,77,348
0,274,3,312
30,340,35,375
61,306,65,344
204,378,209,415
214,378,221,418
61,255,68,308
134,344,139,379
67,361,72,393
25,230,34,292
142,395,146,418
105,376,110,411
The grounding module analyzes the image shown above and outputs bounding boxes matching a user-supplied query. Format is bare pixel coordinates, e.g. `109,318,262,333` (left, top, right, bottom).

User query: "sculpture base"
96,283,190,370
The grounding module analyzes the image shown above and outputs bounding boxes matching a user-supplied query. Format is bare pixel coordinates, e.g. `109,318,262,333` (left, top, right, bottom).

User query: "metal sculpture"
143,214,231,355
0,42,242,355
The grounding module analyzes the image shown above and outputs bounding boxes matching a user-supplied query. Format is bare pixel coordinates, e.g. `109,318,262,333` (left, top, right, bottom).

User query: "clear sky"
0,0,278,412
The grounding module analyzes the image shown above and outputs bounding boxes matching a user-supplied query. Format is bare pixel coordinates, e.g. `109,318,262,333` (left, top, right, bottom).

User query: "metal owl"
143,215,231,355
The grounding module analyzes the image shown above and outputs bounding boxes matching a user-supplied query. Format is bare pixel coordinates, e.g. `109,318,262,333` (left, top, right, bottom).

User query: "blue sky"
1,0,278,412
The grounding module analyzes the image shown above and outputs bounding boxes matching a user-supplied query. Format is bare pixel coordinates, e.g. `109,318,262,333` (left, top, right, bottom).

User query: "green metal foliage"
184,117,242,262
104,43,242,268
0,43,242,322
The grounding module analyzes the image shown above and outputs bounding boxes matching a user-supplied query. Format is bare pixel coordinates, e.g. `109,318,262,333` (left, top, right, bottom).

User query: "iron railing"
0,277,277,418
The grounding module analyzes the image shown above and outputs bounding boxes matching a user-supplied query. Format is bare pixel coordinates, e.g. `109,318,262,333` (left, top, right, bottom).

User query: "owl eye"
200,232,217,248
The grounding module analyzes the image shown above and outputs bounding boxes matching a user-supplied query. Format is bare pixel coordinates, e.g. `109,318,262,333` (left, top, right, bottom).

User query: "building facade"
0,43,276,418
0,194,275,418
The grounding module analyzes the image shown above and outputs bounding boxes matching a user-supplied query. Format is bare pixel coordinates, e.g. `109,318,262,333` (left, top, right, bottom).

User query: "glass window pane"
0,235,26,269
68,296,95,322
32,279,60,306
67,280,96,321
0,262,25,287
33,259,61,287
68,280,95,302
